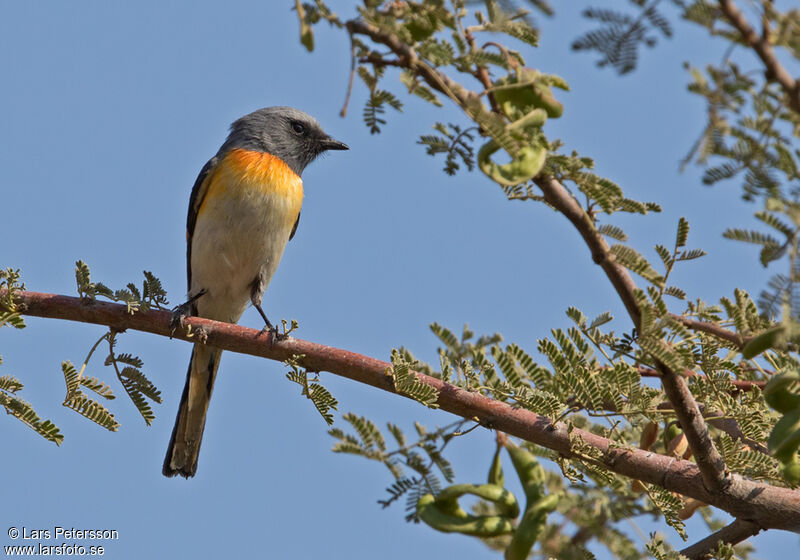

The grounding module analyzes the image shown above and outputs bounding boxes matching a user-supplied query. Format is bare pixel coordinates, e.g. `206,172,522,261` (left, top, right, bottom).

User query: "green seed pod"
663,421,683,450
742,325,784,359
492,68,565,120
488,444,505,487
504,494,560,560
433,490,469,519
507,108,548,133
764,371,800,414
404,14,439,42
505,442,545,504
782,458,800,485
477,140,547,186
487,445,522,518
766,389,800,416
417,493,515,537
769,408,800,463
502,442,557,560
434,483,520,520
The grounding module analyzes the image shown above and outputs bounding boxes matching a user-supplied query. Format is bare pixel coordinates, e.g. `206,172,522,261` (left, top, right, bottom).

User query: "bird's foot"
259,322,287,341
169,302,192,338
169,290,206,338
254,304,292,341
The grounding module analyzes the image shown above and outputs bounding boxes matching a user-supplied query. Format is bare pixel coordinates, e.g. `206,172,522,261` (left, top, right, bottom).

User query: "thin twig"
340,31,358,118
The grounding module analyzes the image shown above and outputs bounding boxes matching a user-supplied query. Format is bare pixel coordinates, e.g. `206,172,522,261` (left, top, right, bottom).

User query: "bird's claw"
169,301,193,338
259,322,287,342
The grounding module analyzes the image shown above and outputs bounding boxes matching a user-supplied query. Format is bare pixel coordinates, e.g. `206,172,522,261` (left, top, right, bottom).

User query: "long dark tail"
163,344,223,478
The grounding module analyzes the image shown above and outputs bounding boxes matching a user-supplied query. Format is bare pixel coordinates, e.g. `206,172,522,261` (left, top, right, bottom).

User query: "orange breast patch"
222,148,302,194
199,148,304,215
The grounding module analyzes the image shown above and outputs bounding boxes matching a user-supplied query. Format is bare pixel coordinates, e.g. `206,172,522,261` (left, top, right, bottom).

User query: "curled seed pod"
477,140,547,187
435,483,520,520
507,108,548,132
417,493,515,537
492,68,565,120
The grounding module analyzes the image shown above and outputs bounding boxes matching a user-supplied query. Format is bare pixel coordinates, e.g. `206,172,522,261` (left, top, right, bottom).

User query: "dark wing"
186,156,219,290
289,211,300,241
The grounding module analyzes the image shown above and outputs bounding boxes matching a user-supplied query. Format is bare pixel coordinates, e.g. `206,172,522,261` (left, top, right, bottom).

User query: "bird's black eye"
291,121,306,135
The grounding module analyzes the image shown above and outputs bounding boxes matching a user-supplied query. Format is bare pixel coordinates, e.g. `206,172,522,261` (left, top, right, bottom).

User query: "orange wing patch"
198,149,304,216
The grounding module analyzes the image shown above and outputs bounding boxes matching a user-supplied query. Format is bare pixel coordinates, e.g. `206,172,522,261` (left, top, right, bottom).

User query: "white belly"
189,189,297,323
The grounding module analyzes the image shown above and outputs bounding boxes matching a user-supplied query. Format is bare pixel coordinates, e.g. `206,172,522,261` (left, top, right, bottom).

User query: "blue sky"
2,1,798,558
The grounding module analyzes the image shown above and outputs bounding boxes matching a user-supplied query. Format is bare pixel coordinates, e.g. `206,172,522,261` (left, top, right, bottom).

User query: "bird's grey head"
219,106,348,176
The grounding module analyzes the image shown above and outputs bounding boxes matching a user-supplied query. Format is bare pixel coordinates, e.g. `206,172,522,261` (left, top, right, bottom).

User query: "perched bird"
163,107,348,478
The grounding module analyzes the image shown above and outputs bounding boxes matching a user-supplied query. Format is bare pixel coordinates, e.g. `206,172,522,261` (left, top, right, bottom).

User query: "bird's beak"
321,137,349,151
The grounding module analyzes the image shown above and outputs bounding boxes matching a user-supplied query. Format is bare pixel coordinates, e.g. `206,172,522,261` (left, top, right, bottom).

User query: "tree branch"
635,366,765,392
349,5,753,499
669,314,751,350
583,394,768,455
534,175,643,324
358,54,404,68
5,289,800,532
345,19,475,109
718,0,800,115
679,518,762,560
533,174,731,493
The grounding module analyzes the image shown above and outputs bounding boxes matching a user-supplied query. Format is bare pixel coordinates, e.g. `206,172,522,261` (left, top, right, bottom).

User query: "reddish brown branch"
680,518,762,560
5,289,800,532
718,0,800,115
